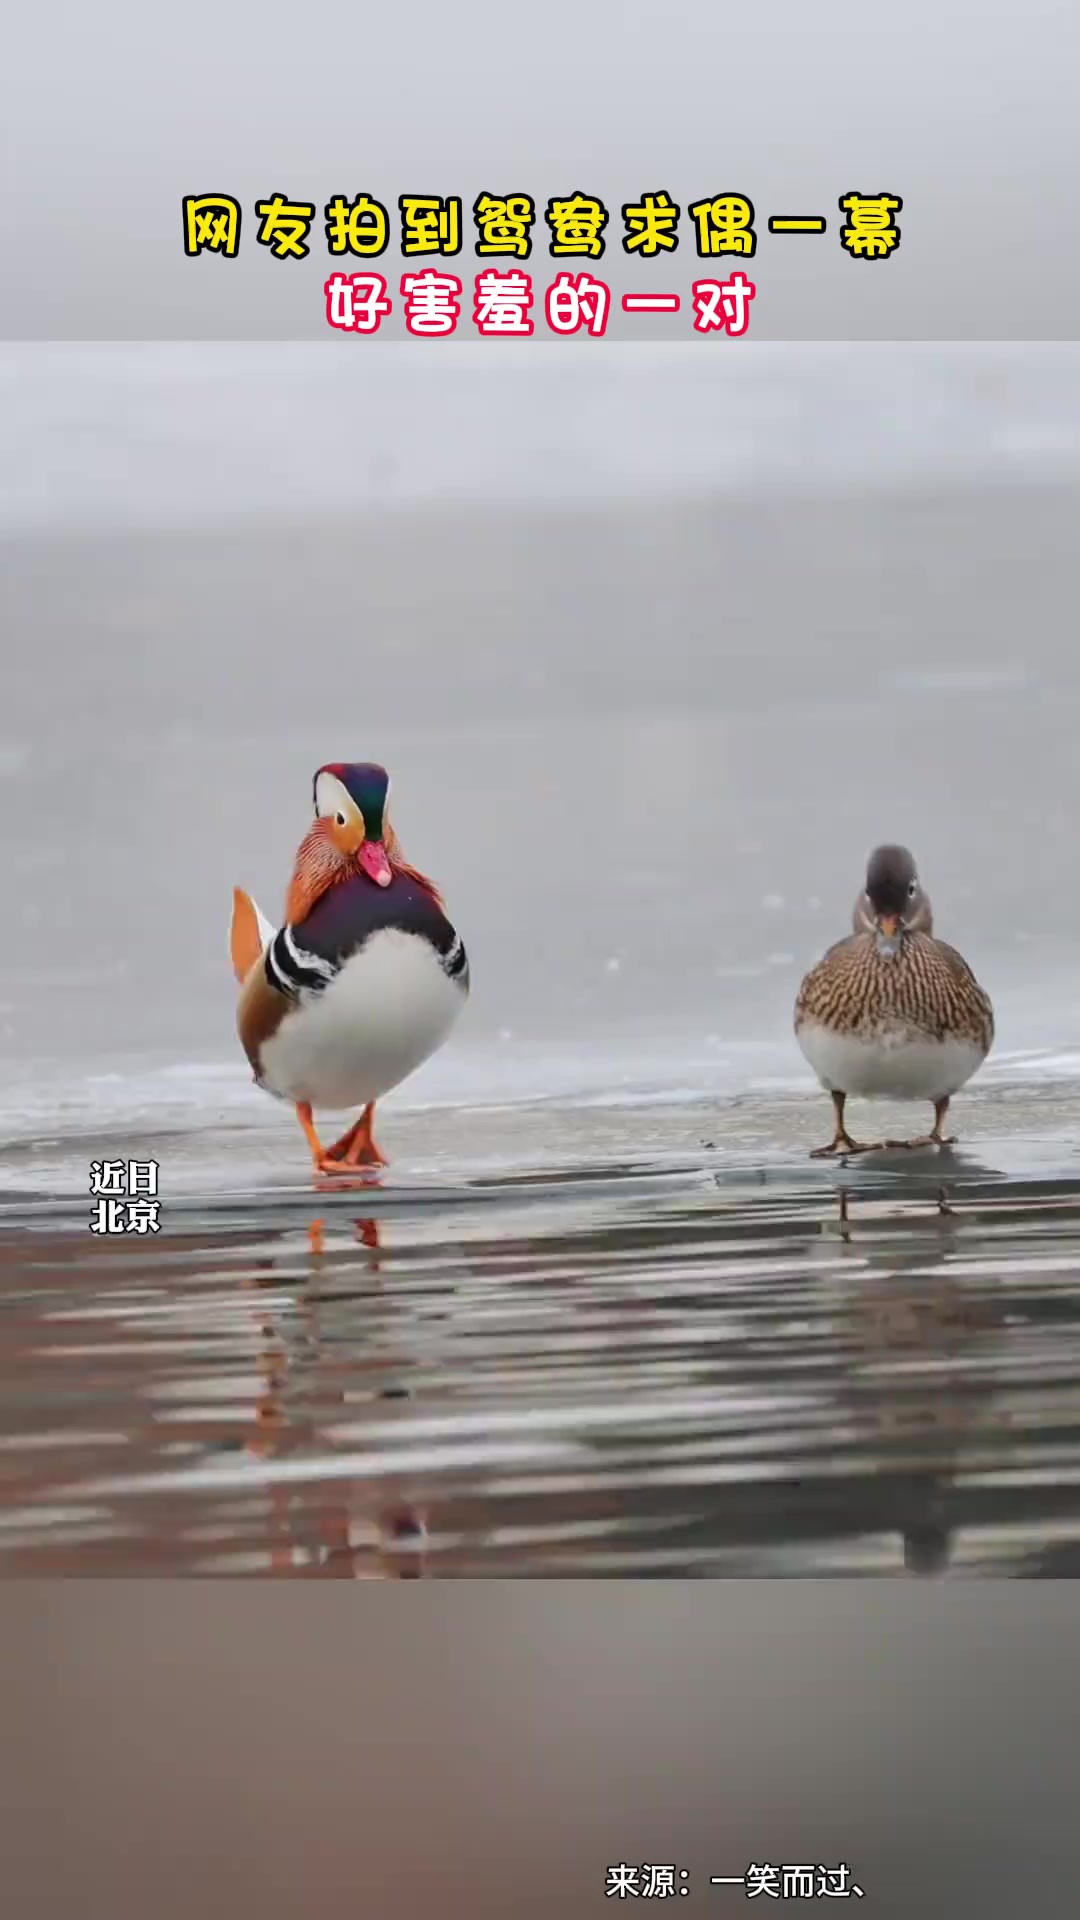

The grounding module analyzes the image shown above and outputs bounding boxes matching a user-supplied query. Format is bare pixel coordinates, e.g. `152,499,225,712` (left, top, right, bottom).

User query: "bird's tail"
229,887,274,984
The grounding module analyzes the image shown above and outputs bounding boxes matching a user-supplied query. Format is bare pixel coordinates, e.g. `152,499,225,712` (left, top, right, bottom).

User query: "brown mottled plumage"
796,931,993,1049
795,844,993,1157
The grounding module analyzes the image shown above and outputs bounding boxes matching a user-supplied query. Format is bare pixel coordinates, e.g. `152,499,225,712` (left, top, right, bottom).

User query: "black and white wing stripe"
440,930,469,988
264,926,338,999
265,897,469,1000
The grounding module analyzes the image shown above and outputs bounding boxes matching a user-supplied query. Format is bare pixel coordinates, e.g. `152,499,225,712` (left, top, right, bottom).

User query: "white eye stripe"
314,771,355,820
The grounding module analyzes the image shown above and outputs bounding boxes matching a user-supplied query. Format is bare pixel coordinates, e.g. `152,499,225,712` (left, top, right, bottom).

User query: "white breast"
260,928,466,1111
797,1021,987,1102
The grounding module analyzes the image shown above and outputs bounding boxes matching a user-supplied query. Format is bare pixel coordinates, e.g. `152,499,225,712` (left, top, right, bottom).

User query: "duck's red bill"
359,841,393,887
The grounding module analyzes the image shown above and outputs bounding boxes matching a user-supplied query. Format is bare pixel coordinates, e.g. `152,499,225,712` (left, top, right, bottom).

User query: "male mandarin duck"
795,844,993,1157
229,762,469,1174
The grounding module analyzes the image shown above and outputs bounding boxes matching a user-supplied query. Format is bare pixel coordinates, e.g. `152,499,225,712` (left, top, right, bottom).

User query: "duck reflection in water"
244,1213,428,1577
832,1182,1007,1577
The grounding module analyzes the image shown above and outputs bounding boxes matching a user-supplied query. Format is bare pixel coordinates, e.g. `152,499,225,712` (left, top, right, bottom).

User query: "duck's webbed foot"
811,1134,883,1159
809,1092,883,1159
296,1101,387,1179
884,1135,949,1150
884,1098,957,1151
321,1103,388,1171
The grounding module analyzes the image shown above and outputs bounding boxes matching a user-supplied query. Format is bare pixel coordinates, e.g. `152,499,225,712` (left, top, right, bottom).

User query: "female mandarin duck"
852,857,932,937
229,763,469,1174
795,844,993,1158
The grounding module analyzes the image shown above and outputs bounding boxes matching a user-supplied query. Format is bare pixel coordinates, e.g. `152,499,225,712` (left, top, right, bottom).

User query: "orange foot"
321,1103,388,1171
810,1133,883,1159
296,1100,327,1173
295,1101,388,1178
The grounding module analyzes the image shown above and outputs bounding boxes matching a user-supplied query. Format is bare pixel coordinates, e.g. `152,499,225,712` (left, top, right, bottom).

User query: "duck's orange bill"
359,840,393,887
876,913,900,939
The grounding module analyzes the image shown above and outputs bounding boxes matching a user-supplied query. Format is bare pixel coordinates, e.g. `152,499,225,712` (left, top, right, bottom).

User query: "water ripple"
4,1138,1080,1576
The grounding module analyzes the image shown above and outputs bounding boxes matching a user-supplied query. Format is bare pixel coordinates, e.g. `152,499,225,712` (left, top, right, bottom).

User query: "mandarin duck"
852,847,933,937
229,763,469,1174
795,843,993,1157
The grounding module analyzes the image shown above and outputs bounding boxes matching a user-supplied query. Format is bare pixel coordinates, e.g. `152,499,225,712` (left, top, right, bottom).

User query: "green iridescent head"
312,762,393,887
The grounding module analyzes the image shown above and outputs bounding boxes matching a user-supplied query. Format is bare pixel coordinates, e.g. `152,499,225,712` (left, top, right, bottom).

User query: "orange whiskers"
284,815,443,925
385,819,443,906
286,821,349,924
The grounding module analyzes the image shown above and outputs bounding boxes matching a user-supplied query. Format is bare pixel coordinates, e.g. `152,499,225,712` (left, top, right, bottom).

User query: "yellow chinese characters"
839,193,902,258
185,186,907,276
400,196,462,255
182,195,241,257
325,194,389,257
688,195,756,258
545,194,608,257
255,195,316,259
622,192,679,255
473,194,536,257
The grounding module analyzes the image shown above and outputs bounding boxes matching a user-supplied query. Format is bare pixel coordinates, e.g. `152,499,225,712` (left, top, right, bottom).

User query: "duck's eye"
335,812,346,827
908,879,918,897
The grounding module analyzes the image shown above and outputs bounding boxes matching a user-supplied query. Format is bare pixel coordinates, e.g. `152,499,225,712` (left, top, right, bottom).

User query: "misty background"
2,342,1080,1138
5,0,1080,339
